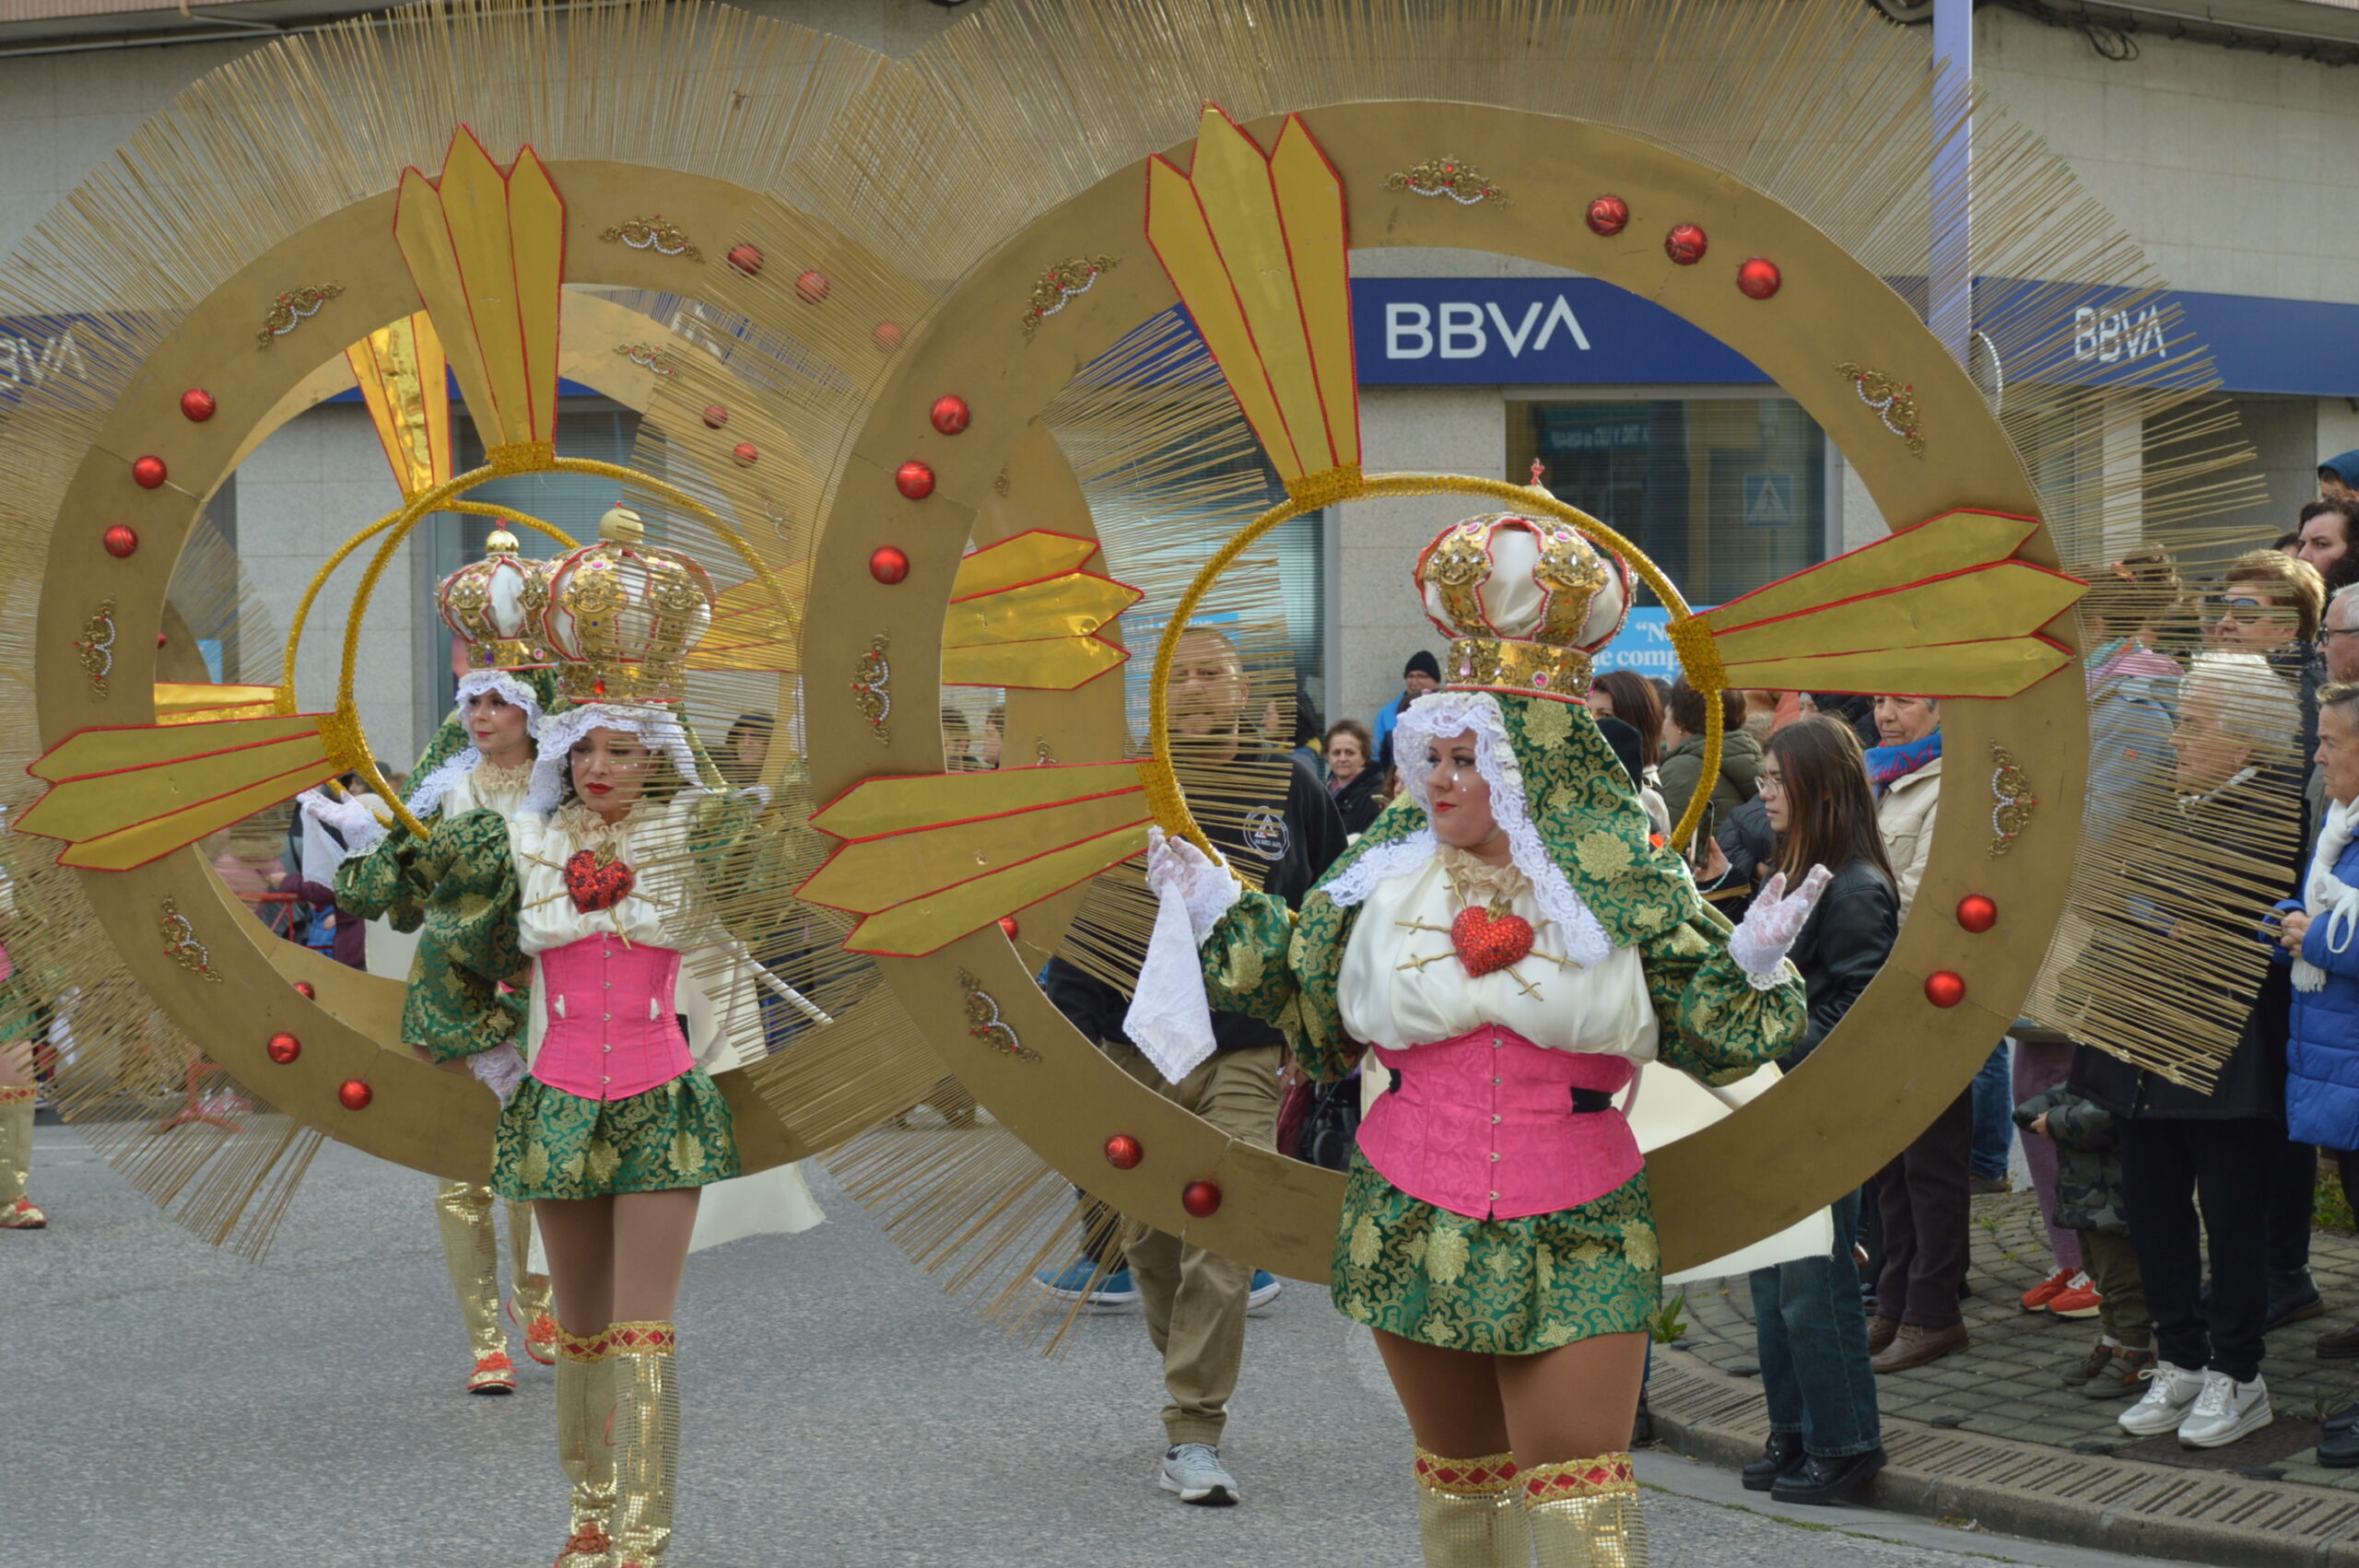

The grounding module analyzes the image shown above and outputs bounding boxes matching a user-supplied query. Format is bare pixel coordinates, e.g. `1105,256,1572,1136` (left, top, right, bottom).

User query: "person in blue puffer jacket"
2282,680,2359,1461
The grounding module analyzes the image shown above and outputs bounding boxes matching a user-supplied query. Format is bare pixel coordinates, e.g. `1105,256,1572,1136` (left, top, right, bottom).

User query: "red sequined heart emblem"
1450,906,1534,977
564,849,635,913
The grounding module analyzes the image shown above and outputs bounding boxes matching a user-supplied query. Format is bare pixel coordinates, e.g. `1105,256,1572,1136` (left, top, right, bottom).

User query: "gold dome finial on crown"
542,504,713,705
438,524,552,671
1414,500,1634,703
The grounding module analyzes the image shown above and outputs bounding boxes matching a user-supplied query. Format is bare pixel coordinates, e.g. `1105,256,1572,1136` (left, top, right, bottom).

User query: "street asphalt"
6,1118,2170,1568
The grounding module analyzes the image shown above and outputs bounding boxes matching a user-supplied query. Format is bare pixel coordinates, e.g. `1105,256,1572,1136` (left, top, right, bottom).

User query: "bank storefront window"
1508,396,1828,608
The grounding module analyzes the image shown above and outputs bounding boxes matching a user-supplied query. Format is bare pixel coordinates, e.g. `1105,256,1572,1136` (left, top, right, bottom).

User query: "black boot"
2324,1401,2359,1439
2267,1268,2325,1333
1771,1446,1886,1505
1741,1431,1804,1492
2323,1419,2359,1468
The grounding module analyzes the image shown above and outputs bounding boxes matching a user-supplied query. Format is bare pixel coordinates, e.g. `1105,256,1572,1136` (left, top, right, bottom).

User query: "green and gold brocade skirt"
492,1069,741,1201
1332,1151,1660,1355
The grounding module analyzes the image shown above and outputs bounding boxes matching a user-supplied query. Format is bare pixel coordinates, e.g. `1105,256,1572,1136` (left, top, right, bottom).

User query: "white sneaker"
1160,1442,1239,1505
2177,1369,2271,1449
2118,1360,2206,1435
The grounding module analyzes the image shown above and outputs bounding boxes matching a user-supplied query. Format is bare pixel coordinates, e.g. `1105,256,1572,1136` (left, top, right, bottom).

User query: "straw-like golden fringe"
0,0,2282,1275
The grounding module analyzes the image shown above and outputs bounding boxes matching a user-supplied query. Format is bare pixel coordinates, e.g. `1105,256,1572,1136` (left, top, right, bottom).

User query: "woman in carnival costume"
1136,514,1827,1568
313,527,561,1394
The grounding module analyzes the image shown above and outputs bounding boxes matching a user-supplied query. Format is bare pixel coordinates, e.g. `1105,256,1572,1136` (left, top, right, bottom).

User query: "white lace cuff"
467,1041,529,1105
1182,861,1243,944
1724,921,1797,992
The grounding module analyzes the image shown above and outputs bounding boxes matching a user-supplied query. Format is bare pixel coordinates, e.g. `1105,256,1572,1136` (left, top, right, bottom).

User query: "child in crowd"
2017,1063,2153,1398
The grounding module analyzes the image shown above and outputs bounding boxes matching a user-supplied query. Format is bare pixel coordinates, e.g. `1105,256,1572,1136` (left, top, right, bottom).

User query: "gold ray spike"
19,713,342,871
346,312,452,501
153,683,285,725
1146,107,1359,504
942,531,1142,691
800,761,1150,957
1695,509,2083,697
393,128,565,470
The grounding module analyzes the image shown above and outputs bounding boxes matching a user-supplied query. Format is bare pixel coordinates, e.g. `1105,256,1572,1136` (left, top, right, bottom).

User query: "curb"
1649,1348,2359,1568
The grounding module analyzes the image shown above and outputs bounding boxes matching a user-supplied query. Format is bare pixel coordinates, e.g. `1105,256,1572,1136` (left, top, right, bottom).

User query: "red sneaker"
2020,1266,2075,1313
0,1195,46,1229
2046,1272,2103,1319
467,1351,519,1394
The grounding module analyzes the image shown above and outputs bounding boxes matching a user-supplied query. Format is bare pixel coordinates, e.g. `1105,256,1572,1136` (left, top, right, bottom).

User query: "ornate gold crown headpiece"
1414,501,1633,702
438,526,553,671
542,506,714,705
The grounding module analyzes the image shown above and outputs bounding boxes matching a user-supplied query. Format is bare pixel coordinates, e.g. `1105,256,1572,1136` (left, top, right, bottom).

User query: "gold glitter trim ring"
1145,472,1721,857
1384,157,1513,206
1989,740,2038,855
1446,637,1595,699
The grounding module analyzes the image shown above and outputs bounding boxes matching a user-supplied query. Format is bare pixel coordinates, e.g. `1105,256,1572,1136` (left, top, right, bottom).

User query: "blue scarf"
1864,727,1942,789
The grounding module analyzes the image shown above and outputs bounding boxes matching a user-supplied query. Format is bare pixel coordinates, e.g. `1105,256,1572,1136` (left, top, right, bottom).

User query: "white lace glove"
1144,826,1241,942
1726,864,1834,989
298,787,389,859
466,1041,529,1106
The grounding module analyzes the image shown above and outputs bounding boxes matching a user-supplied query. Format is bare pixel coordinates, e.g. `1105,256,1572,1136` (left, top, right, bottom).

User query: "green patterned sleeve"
401,807,526,1063
1637,907,1808,1086
1197,886,1364,1082
334,821,430,933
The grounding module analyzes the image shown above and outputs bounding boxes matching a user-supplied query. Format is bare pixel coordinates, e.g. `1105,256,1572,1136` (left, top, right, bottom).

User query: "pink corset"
529,936,694,1102
1358,1027,1641,1222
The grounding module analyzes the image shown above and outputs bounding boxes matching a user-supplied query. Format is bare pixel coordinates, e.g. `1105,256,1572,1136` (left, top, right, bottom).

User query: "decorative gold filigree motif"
614,343,678,375
75,597,116,696
159,896,222,983
852,633,892,743
1532,525,1612,645
256,284,345,349
1021,254,1117,341
1383,157,1512,206
1033,737,1056,766
1420,520,1496,636
1447,637,1595,699
957,968,1039,1062
1989,741,2037,856
599,215,701,261
1835,360,1926,458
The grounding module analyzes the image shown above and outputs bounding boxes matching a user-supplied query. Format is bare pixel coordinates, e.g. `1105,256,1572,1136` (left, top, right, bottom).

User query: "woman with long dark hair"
1588,669,1663,773
1742,714,1897,1504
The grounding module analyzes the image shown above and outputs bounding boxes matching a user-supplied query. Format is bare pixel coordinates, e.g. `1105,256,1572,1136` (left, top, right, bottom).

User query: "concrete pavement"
6,1118,2165,1568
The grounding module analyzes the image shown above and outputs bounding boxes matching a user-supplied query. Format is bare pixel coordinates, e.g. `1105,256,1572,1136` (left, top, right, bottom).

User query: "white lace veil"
522,703,704,814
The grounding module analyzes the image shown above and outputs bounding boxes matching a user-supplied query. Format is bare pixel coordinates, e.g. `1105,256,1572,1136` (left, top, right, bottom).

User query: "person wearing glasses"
2324,585,2359,688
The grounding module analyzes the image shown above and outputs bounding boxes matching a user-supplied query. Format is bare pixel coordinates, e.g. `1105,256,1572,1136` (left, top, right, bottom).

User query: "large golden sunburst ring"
804,101,2083,1276
28,165,838,1182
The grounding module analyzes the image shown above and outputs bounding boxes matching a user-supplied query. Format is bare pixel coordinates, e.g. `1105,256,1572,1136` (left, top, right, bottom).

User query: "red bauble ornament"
1664,224,1708,265
265,1032,301,1065
727,242,763,276
1104,1133,1144,1170
131,455,168,489
895,460,935,500
1585,195,1629,237
930,394,971,436
701,404,729,429
156,631,168,648
997,915,1020,940
733,441,760,466
180,388,217,422
1924,971,1967,1009
868,544,911,584
337,1078,373,1110
795,269,830,303
874,321,904,353
102,525,138,558
1955,895,1999,934
293,980,316,1000
1736,257,1782,299
1181,1179,1223,1219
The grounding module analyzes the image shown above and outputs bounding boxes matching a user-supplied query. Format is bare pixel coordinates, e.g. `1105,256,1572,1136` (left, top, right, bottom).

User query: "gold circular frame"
29,164,845,1182
804,101,2083,1277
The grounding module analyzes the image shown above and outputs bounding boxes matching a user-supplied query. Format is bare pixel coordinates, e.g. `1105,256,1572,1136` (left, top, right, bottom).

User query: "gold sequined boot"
1522,1454,1647,1568
0,1085,45,1229
608,1321,680,1568
554,1326,618,1568
1414,1448,1527,1567
507,1199,558,1366
434,1178,516,1392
